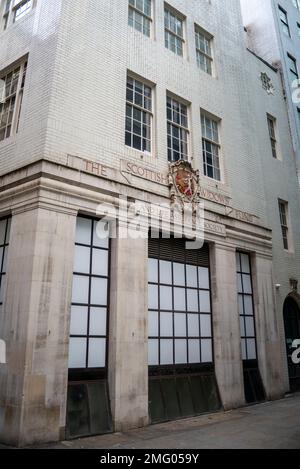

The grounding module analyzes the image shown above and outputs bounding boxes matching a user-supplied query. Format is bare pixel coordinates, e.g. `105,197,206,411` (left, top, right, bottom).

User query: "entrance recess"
283,294,300,392
148,237,221,423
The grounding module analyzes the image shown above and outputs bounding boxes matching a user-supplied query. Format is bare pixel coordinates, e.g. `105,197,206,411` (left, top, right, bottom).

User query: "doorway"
283,295,300,392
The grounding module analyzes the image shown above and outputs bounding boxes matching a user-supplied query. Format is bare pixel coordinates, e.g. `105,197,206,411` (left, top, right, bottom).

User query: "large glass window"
69,217,110,370
0,59,27,142
148,257,213,367
201,113,221,181
236,252,257,361
0,217,11,306
195,25,213,75
125,75,152,153
164,7,184,56
128,0,151,37
167,96,189,162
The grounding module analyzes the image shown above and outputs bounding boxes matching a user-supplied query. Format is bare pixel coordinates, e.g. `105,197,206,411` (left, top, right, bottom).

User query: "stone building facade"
0,0,299,446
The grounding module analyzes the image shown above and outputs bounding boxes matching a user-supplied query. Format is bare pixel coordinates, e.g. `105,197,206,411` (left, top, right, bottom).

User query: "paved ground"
37,393,300,449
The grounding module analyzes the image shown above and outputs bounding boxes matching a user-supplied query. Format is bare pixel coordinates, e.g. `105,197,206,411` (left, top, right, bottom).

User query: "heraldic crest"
168,160,200,207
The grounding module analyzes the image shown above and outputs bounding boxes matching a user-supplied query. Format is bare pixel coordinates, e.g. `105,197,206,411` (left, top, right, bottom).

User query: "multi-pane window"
164,7,184,57
267,115,277,159
69,217,110,370
201,113,221,181
279,200,289,250
1,0,32,30
167,96,188,162
236,252,257,361
128,0,151,37
148,258,212,367
279,6,290,37
0,218,10,306
195,26,213,75
287,54,299,84
125,75,152,153
0,59,27,142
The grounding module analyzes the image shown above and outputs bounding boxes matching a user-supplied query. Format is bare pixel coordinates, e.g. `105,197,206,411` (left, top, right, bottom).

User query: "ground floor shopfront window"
148,237,221,423
66,216,112,439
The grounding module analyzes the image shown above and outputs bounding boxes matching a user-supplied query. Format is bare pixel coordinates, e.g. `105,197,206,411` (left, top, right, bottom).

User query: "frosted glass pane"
241,253,250,273
88,338,106,367
149,311,159,337
237,274,243,293
72,275,89,304
242,275,252,294
74,245,90,273
2,248,8,273
173,263,185,286
236,252,241,271
68,337,86,368
90,277,107,305
148,258,158,283
187,289,198,312
186,265,197,287
175,339,187,364
70,306,88,335
238,294,244,315
160,339,173,365
241,339,247,360
93,220,109,248
174,313,186,337
188,314,199,337
245,316,255,338
160,260,172,284
244,296,253,315
148,284,158,309
188,339,200,364
0,221,6,245
76,217,92,245
160,286,172,310
201,339,212,363
240,316,245,337
199,291,211,313
160,312,173,337
89,307,107,335
174,287,186,311
200,315,212,337
247,339,256,359
198,267,209,289
92,248,108,276
148,339,159,365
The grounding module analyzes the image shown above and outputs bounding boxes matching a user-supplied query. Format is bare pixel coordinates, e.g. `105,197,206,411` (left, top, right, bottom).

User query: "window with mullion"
125,75,152,153
128,0,151,37
1,0,32,30
267,116,277,159
278,6,290,37
148,257,212,367
167,96,189,162
0,217,11,306
287,53,299,84
278,200,289,250
0,59,27,142
195,26,213,75
164,7,184,56
201,113,221,181
69,217,110,370
236,252,257,361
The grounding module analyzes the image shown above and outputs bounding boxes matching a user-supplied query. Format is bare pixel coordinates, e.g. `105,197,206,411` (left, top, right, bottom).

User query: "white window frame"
0,58,27,142
278,200,291,251
195,24,213,76
164,4,185,57
128,0,152,37
267,114,278,159
1,0,34,31
167,95,189,162
201,111,222,182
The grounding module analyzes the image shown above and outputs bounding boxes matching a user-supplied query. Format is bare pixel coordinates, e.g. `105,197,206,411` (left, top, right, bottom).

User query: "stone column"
108,226,148,431
252,253,286,400
0,206,77,447
210,243,245,409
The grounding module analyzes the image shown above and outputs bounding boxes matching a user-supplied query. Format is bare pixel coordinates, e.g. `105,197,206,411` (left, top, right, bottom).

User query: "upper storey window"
128,0,152,37
164,6,184,57
195,25,213,75
0,59,27,142
1,0,33,31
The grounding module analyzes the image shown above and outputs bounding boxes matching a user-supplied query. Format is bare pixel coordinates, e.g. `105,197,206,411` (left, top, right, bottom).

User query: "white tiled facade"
240,0,300,185
0,0,299,446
